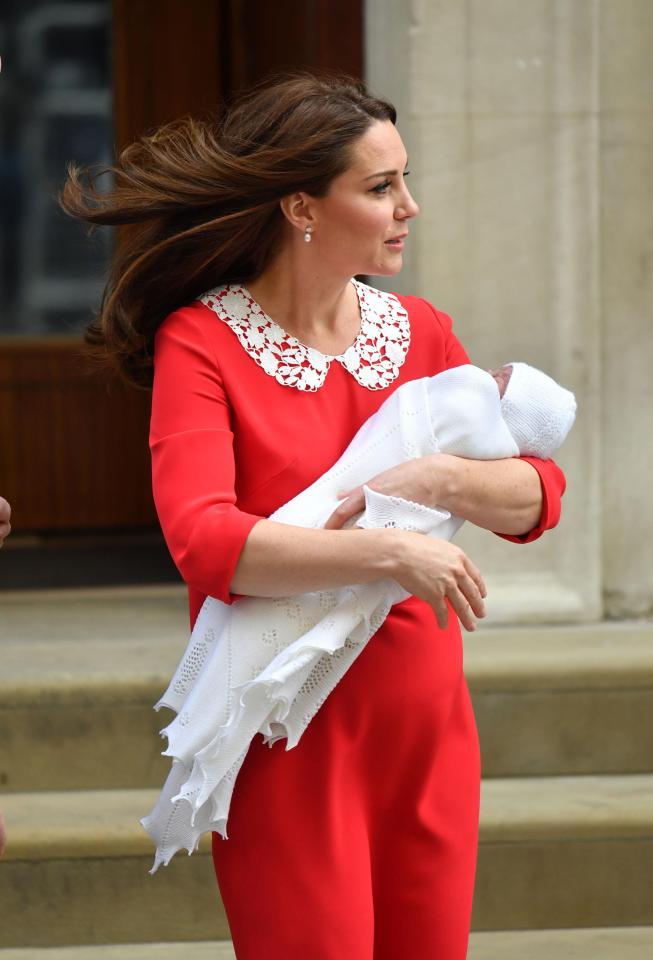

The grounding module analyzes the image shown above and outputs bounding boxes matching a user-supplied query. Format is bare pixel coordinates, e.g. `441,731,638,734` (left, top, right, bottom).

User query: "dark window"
0,0,113,335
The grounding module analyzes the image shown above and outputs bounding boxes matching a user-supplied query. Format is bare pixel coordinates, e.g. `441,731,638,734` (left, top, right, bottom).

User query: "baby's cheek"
491,366,513,398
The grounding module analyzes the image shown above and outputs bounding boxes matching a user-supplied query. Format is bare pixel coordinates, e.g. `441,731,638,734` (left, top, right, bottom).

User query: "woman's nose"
397,188,419,220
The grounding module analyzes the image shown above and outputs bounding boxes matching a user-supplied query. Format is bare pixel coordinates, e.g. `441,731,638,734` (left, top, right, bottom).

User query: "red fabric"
212,605,480,958
496,455,566,544
150,292,566,627
149,288,566,955
150,312,264,624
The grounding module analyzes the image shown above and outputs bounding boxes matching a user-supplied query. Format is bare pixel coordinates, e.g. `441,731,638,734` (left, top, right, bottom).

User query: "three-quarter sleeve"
423,298,567,544
149,307,265,606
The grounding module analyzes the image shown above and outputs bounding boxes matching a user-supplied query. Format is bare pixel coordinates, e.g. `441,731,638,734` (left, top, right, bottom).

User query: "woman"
60,71,565,960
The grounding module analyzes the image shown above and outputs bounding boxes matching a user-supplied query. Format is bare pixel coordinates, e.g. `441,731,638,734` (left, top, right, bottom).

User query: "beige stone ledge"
480,774,653,843
3,773,652,863
2,590,651,698
1,928,653,958
465,621,653,691
468,925,653,959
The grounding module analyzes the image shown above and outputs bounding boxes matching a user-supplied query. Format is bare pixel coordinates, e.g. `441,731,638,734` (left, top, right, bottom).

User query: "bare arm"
428,454,543,536
229,521,397,596
325,454,544,539
230,518,487,632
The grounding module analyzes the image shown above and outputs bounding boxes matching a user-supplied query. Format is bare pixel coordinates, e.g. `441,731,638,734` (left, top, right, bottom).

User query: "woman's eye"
370,171,411,195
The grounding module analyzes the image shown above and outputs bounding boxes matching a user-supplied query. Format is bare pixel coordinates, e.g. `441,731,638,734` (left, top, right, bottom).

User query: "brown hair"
58,70,396,388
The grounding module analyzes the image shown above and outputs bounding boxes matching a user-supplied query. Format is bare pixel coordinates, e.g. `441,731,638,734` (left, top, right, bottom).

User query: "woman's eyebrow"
362,162,410,181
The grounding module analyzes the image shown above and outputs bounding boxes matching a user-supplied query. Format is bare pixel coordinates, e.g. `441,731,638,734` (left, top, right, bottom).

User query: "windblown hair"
59,70,396,387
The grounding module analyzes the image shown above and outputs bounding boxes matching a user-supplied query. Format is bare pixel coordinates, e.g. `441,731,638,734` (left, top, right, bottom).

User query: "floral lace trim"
197,278,411,391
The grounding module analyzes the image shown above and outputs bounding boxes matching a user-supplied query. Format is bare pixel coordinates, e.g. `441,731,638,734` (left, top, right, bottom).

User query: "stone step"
2,588,652,789
468,926,653,959
0,587,189,792
0,789,225,948
1,775,652,947
465,620,653,776
472,773,653,930
0,927,652,959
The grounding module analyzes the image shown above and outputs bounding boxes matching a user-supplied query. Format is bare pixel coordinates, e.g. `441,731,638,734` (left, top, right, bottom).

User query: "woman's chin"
358,256,404,278
379,258,404,277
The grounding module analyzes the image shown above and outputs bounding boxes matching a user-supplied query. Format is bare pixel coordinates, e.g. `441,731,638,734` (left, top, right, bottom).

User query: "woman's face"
305,119,419,277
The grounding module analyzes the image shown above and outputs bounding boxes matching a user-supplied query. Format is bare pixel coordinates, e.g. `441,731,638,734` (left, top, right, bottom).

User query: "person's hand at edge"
0,497,11,547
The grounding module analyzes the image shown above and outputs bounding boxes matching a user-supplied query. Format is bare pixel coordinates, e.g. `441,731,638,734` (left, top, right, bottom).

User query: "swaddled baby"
334,360,576,535
143,360,576,870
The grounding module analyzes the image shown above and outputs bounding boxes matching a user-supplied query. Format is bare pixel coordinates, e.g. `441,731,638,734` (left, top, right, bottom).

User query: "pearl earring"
304,225,313,243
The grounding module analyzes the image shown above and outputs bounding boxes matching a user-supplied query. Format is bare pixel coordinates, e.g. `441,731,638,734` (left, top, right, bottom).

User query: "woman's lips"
385,237,406,250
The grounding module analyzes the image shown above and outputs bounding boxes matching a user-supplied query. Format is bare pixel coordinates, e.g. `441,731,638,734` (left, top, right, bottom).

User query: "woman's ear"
279,192,315,232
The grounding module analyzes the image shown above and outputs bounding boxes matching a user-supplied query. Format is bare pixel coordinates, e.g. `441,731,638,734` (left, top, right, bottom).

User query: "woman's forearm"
229,519,401,597
428,454,543,536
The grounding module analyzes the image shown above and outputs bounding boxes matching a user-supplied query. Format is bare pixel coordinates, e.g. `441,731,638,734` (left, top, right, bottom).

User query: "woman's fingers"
432,574,484,632
324,489,365,529
448,585,480,632
432,596,449,631
463,555,487,599
445,560,487,631
432,584,479,632
457,570,486,619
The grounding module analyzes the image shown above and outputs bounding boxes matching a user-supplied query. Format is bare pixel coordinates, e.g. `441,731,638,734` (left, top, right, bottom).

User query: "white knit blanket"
142,365,525,871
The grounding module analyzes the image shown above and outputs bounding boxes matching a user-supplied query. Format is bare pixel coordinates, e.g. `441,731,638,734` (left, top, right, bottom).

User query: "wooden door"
1,0,362,543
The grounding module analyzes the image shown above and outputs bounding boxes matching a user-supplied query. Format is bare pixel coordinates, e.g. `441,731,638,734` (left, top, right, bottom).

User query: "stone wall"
366,0,652,622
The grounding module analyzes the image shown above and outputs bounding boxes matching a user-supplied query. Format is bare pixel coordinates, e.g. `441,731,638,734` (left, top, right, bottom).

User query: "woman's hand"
324,454,544,537
393,529,487,632
321,456,487,630
323,456,448,530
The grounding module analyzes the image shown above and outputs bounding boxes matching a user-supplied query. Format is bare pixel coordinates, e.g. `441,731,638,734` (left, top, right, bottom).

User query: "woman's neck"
244,250,359,340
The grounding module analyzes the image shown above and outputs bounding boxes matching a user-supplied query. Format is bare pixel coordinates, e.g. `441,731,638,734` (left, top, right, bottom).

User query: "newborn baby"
333,359,576,537
143,360,576,869
487,361,575,457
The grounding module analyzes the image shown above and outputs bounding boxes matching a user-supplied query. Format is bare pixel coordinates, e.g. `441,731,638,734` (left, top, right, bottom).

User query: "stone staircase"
1,587,652,957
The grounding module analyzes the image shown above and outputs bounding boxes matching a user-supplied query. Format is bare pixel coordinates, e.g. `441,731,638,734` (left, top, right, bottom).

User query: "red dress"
150,282,565,960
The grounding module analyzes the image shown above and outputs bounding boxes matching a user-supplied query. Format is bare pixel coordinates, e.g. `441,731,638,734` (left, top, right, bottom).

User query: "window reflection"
0,0,112,335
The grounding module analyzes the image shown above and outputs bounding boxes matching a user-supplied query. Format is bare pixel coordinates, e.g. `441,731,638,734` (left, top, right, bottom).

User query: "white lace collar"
197,278,411,391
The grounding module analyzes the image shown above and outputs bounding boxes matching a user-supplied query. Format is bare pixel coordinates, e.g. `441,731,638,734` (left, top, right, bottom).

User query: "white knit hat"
500,362,577,458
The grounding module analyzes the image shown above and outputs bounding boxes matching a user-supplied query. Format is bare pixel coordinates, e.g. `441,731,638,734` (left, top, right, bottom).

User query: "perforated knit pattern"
197,278,411,391
171,626,215,699
356,485,450,534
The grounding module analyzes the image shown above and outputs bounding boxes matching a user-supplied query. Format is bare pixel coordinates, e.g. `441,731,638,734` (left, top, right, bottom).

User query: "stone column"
366,0,612,622
600,1,653,617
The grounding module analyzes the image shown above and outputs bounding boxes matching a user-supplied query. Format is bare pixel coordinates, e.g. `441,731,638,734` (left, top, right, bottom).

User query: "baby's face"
489,364,513,399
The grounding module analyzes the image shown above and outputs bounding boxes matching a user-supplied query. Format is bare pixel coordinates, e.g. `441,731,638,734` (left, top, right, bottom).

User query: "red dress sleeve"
422,299,567,543
494,456,566,544
149,307,265,606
